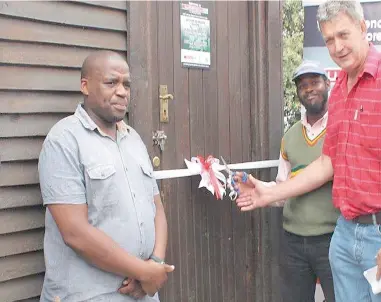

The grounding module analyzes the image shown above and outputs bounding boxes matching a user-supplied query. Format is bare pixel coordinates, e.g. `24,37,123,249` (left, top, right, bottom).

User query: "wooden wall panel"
0,1,127,31
0,230,44,257
127,1,158,153
0,16,126,50
215,2,235,301
0,207,45,234
0,114,68,138
1,41,100,68
0,187,42,209
15,298,40,302
0,138,45,162
0,274,44,302
0,251,45,282
0,162,39,187
201,3,220,301
0,66,80,91
248,2,284,302
158,1,180,300
74,1,128,10
227,2,247,302
0,1,128,300
172,3,193,302
0,91,81,114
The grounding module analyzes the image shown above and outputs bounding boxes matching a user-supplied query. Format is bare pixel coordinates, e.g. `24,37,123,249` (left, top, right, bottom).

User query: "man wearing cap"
235,1,381,301
239,61,338,302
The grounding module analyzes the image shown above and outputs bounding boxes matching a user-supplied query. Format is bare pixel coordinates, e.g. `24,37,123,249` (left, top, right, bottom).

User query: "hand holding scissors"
220,156,248,201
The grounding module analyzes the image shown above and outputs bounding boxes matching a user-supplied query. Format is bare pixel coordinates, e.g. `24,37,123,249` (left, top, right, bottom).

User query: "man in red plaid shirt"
235,1,381,301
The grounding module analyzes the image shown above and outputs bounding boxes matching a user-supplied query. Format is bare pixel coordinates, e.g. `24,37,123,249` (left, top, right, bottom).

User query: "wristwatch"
149,254,165,264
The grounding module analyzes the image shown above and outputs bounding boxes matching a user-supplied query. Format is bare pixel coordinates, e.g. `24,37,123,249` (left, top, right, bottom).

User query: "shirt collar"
301,109,328,128
336,43,380,84
359,43,380,79
117,120,131,134
74,103,130,135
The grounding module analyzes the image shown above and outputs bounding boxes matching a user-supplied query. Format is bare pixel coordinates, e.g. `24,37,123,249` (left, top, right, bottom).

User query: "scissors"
220,156,248,201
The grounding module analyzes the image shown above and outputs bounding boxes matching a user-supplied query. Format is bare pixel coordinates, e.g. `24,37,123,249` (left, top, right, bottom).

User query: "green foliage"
283,0,304,130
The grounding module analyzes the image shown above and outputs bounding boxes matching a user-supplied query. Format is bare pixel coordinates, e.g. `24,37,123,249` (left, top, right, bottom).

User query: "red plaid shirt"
323,44,381,219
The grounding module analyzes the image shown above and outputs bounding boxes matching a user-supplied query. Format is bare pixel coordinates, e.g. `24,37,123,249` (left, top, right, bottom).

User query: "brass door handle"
159,85,173,123
159,94,174,100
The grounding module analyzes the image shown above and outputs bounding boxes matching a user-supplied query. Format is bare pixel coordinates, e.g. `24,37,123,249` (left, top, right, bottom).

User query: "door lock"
153,130,167,151
152,156,161,168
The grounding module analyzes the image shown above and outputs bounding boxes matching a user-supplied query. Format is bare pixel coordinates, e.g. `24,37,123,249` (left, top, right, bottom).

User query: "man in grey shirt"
38,51,174,302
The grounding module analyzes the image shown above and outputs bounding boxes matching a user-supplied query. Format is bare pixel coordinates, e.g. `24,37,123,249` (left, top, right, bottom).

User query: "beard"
104,111,126,124
111,115,125,123
301,90,328,115
90,105,126,126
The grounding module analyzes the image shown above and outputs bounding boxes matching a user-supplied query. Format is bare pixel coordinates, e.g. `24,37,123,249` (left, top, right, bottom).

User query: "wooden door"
128,1,284,301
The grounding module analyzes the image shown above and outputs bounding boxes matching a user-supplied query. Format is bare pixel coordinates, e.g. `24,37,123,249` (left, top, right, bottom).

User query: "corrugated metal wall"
0,1,128,301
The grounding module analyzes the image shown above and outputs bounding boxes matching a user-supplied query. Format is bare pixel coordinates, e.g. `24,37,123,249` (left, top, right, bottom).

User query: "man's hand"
140,259,175,296
234,174,270,211
119,278,146,299
376,248,381,281
233,172,255,191
233,172,254,189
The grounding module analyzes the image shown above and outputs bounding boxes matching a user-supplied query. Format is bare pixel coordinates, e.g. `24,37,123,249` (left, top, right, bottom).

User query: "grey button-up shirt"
39,104,160,302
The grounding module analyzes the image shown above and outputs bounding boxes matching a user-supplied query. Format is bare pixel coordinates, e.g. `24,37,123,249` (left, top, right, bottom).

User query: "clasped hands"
118,259,174,299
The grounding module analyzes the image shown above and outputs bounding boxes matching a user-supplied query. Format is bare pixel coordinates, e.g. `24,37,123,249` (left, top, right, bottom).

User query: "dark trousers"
280,230,335,302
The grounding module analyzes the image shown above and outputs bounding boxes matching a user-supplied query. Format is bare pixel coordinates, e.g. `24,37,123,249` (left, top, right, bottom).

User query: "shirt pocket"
140,163,155,202
86,164,118,208
359,111,381,152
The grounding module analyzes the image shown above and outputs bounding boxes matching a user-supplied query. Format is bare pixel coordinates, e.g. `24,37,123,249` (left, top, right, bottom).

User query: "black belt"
353,212,381,224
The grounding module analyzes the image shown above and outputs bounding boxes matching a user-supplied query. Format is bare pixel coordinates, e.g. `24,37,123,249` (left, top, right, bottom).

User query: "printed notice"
180,2,211,69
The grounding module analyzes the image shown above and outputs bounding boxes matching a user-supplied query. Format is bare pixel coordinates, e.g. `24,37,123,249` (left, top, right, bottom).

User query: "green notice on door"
180,1,211,69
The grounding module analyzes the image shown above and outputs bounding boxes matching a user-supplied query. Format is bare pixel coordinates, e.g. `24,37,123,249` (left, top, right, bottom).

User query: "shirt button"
139,252,143,257
140,222,144,226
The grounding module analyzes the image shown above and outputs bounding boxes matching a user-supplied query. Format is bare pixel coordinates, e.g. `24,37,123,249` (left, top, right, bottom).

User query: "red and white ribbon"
153,160,279,180
184,155,227,200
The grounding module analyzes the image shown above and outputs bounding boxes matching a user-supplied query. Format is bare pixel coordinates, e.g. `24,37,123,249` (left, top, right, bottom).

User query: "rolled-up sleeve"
38,136,86,205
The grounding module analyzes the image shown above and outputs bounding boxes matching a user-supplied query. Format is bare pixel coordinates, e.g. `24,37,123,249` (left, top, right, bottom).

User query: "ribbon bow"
184,155,226,200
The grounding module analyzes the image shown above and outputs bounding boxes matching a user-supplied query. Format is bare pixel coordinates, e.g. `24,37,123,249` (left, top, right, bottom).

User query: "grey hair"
317,0,364,30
